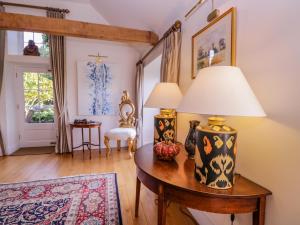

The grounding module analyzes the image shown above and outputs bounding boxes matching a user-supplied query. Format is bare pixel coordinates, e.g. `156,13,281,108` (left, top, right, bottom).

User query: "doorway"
16,66,56,147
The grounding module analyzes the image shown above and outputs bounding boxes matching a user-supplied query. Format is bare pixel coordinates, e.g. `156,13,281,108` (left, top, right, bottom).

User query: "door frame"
16,65,56,147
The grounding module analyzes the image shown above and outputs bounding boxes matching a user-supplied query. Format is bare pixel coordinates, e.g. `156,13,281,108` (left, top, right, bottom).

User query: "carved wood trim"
119,90,136,128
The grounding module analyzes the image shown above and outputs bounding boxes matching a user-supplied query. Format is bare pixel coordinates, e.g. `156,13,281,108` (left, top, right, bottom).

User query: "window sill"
5,55,50,65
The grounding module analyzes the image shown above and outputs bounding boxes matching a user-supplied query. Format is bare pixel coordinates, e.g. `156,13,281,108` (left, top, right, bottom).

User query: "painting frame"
192,7,236,79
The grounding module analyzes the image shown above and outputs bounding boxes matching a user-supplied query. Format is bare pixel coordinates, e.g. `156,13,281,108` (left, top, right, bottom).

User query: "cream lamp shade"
144,82,183,109
177,66,266,117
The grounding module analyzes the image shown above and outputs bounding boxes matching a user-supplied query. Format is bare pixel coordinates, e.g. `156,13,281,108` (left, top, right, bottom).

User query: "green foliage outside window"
39,34,49,57
23,72,54,123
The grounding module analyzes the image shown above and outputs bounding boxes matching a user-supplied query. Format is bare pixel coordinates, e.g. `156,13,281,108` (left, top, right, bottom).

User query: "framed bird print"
192,7,236,79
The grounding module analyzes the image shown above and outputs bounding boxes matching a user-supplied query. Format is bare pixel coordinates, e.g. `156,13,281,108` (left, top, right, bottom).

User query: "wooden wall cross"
0,12,159,45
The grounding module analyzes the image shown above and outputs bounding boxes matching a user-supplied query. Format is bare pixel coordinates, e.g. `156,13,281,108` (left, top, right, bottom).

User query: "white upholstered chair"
104,91,137,158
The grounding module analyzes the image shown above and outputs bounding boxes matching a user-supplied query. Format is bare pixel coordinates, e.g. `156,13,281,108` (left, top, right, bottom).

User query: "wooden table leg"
70,127,74,157
135,177,141,217
117,140,121,151
98,126,101,155
158,184,167,225
253,197,266,225
89,127,92,160
81,128,84,153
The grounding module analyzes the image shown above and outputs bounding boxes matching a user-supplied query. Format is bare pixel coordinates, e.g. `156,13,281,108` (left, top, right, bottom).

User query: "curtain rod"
0,1,70,13
185,0,206,18
137,20,181,65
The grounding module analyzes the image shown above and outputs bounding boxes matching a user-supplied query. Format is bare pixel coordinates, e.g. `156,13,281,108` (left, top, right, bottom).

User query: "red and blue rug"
0,173,122,225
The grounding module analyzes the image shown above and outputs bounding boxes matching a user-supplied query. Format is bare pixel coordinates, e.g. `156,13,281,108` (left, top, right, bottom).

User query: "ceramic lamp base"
154,114,176,144
194,117,237,189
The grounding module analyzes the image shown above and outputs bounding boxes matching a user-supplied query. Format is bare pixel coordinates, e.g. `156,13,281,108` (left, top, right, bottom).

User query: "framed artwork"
192,7,236,79
77,61,117,116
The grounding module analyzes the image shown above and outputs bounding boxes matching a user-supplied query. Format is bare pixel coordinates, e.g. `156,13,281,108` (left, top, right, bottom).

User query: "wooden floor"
0,148,197,225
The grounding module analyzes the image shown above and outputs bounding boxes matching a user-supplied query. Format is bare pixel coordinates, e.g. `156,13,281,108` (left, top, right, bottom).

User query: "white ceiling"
90,0,197,36
58,0,209,36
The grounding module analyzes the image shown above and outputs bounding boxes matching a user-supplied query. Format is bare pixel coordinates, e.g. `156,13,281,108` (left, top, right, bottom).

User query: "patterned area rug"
0,173,122,225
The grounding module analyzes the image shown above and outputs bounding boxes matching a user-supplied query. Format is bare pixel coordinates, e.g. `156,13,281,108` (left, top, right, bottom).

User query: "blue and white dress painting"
77,61,115,116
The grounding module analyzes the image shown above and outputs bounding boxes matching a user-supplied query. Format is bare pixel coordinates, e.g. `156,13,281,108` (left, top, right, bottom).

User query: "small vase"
184,120,200,159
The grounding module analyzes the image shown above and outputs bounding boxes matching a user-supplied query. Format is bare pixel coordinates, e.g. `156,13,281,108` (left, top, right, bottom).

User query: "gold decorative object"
119,90,136,128
104,90,137,158
185,0,206,18
88,52,108,64
207,9,220,22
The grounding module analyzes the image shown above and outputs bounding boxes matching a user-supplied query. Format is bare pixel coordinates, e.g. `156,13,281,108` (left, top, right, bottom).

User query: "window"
23,72,54,123
23,32,49,57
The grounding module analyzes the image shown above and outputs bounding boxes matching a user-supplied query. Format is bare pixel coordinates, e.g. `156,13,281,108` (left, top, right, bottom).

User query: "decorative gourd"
154,141,180,161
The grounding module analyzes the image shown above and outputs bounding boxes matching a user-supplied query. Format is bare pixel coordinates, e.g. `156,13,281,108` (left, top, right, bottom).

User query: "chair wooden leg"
117,140,121,151
104,136,111,157
133,137,137,152
127,138,134,158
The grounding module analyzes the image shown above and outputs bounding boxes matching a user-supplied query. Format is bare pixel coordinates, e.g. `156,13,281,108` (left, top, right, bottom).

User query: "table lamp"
177,66,266,189
144,82,183,144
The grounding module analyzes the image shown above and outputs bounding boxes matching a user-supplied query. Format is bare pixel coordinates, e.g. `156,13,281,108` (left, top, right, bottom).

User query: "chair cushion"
105,128,136,140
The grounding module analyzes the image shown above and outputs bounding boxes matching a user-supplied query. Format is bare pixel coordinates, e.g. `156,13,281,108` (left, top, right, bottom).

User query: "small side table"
70,122,102,159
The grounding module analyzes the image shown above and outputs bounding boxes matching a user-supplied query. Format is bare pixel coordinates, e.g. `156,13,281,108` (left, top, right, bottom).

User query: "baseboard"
6,144,19,155
188,209,217,225
20,140,56,148
180,207,200,225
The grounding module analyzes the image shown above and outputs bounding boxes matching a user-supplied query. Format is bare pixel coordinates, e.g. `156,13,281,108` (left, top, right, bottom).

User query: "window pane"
23,32,49,57
23,72,54,123
23,72,38,90
36,43,43,49
39,45,50,57
39,90,54,108
39,107,54,123
24,32,33,43
24,90,40,123
38,73,53,90
33,33,43,44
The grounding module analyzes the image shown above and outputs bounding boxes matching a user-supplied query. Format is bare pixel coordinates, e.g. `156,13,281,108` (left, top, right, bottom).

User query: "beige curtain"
160,31,182,83
47,10,69,154
135,62,144,146
0,5,6,156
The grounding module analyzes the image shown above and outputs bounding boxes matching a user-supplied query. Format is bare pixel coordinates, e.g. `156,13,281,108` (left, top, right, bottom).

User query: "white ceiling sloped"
90,0,196,36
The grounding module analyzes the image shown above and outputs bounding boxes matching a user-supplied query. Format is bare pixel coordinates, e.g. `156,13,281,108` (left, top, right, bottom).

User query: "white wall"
66,37,139,148
176,0,300,225
142,55,161,145
7,31,23,55
0,0,140,153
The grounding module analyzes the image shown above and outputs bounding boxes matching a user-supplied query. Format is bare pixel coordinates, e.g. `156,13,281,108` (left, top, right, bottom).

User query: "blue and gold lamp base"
154,109,176,144
194,117,237,190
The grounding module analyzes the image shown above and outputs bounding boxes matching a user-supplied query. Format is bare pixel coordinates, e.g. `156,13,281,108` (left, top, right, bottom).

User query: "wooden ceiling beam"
0,12,159,45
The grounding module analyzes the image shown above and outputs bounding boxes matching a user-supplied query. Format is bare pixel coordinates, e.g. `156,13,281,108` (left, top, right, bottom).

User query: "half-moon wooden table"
134,144,272,225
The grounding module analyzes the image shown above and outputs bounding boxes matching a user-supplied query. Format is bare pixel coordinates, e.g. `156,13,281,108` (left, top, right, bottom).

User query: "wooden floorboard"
0,148,197,225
